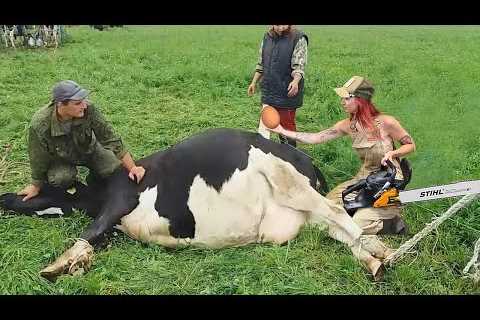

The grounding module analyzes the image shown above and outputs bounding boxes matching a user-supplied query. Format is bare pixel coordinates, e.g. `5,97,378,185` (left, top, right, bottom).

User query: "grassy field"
0,25,479,294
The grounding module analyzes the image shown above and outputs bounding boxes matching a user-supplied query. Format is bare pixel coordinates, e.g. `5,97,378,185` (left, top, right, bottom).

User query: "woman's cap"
334,76,374,100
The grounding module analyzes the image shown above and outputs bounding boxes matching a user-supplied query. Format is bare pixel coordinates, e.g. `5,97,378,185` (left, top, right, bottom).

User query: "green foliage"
0,26,479,294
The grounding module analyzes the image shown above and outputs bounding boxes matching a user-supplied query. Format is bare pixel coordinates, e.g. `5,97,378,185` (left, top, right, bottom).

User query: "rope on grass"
384,193,480,267
463,237,480,284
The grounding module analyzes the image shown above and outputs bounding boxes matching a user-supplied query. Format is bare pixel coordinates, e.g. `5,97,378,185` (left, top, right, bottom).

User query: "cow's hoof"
383,248,396,259
367,259,385,282
40,239,94,281
372,263,385,282
359,235,395,260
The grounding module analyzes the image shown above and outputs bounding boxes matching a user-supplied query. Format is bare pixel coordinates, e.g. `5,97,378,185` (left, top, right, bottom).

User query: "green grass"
0,25,479,294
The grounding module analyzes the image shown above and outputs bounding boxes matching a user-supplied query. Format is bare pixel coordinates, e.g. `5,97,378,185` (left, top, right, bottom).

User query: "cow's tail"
313,165,329,196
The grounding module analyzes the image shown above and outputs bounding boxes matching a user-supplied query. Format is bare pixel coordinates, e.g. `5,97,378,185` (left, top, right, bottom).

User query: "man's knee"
47,166,77,188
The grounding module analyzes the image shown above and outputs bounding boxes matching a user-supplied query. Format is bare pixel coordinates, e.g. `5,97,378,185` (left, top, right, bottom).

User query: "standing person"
17,80,146,202
247,25,308,147
268,76,416,235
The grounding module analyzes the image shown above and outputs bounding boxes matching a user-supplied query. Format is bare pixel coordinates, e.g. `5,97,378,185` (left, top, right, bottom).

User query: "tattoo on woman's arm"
295,128,338,144
399,135,414,145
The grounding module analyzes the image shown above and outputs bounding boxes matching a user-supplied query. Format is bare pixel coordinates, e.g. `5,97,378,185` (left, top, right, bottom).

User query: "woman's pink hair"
351,97,381,132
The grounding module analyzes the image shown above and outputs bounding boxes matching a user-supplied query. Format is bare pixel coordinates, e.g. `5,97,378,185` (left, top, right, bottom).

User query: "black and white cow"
0,128,394,281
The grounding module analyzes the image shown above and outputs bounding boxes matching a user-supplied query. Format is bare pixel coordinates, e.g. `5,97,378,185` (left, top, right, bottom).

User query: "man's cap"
334,76,375,100
52,80,89,102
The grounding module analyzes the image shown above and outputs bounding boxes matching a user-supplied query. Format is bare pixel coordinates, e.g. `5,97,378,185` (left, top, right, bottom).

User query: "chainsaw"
342,159,480,216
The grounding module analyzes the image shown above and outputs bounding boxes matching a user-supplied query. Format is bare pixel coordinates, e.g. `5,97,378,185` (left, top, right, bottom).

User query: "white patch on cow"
115,186,190,247
187,146,310,248
35,207,64,216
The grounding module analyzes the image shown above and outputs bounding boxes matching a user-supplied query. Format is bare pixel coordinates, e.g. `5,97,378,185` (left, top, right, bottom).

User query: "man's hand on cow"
17,184,40,202
128,166,146,184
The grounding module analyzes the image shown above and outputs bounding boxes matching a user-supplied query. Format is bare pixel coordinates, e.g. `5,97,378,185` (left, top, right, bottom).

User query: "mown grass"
0,25,479,294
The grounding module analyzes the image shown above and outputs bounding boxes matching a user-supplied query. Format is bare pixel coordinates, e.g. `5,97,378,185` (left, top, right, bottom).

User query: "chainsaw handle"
342,180,367,202
384,159,397,179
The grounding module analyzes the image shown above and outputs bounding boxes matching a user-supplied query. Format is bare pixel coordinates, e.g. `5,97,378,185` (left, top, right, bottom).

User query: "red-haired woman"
269,76,416,235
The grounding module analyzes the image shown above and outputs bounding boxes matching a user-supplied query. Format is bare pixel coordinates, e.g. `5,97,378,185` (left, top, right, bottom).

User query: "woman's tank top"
349,117,404,180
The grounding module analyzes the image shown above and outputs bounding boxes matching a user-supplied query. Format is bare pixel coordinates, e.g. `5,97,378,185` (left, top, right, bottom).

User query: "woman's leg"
353,207,406,235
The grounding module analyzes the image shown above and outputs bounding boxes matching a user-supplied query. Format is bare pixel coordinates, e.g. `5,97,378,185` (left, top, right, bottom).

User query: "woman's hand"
287,80,299,97
381,151,397,166
267,124,284,134
247,83,256,96
128,165,146,183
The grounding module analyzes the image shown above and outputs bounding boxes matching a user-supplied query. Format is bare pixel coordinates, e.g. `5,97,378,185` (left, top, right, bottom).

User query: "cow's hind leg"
304,194,389,280
306,199,394,278
261,161,393,280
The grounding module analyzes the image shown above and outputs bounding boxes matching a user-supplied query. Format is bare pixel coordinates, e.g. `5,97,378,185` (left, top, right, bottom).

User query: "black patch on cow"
79,169,142,244
135,128,322,239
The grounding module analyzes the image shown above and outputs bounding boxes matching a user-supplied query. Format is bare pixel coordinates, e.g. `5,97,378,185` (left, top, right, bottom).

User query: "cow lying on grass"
0,128,394,281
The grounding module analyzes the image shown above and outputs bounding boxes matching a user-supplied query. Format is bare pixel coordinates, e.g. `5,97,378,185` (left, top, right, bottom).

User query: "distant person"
248,25,308,147
269,76,416,235
17,80,146,201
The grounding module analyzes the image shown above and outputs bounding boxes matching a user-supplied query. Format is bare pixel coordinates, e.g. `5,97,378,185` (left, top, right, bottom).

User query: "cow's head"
0,191,73,216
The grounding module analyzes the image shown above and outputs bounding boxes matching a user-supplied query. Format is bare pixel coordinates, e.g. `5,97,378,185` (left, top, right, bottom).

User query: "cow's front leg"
40,188,139,281
39,238,94,281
